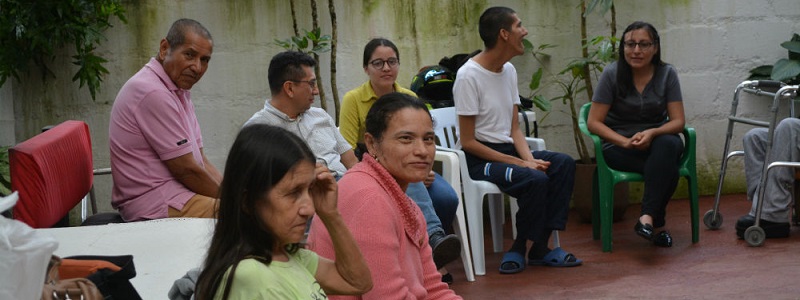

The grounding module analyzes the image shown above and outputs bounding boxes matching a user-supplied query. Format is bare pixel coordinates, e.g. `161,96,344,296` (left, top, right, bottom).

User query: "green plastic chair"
577,102,699,252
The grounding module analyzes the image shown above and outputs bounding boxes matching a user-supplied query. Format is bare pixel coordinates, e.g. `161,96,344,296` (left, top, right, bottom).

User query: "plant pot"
572,163,629,223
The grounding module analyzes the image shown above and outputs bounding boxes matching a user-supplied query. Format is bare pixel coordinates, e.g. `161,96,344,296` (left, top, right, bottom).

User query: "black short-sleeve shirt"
592,61,683,138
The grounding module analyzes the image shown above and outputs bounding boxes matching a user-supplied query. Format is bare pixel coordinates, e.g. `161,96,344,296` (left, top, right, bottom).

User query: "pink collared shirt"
109,58,204,221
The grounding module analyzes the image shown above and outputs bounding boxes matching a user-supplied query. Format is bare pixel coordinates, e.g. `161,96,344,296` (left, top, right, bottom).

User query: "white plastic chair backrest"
430,107,459,148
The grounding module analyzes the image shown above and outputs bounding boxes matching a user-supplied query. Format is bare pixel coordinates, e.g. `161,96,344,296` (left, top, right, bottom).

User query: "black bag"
438,49,482,73
65,255,142,300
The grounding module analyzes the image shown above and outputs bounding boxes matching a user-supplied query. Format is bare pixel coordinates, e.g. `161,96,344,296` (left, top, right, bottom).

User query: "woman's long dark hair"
195,124,315,300
616,21,664,99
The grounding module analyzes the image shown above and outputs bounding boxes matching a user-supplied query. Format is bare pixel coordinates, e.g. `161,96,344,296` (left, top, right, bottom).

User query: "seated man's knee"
169,194,218,218
777,118,800,133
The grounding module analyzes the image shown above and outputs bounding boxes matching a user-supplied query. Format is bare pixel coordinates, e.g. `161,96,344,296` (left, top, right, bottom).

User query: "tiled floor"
445,193,800,299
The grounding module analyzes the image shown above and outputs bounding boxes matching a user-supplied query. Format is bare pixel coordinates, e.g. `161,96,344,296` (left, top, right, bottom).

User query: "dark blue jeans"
464,142,575,243
603,134,683,228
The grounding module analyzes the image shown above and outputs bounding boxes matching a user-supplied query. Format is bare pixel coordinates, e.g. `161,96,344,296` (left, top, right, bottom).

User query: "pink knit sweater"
308,155,461,299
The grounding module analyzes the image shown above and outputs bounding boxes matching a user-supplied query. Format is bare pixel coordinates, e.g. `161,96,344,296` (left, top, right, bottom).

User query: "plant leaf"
781,40,800,61
523,39,534,52
529,67,543,90
771,58,800,82
749,65,773,77
533,95,551,111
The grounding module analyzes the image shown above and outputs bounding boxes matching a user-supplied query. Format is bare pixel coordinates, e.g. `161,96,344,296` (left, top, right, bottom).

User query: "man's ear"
158,38,169,61
283,81,294,98
500,28,509,41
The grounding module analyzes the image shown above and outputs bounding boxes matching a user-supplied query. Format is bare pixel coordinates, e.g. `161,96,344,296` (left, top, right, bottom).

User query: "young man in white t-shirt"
453,6,581,274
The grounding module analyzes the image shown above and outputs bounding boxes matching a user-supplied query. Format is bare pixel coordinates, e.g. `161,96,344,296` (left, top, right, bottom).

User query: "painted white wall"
6,0,800,212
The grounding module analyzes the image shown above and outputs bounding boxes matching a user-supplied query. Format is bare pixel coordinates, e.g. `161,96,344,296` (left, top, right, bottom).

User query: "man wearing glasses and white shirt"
244,51,358,179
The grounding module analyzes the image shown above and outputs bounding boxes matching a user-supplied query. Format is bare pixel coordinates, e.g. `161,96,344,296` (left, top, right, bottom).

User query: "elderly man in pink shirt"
109,19,222,221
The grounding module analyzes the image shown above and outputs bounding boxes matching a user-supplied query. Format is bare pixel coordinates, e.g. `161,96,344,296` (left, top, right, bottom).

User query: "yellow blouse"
339,81,417,148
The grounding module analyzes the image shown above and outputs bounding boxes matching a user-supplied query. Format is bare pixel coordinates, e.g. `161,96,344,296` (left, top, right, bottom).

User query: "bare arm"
312,164,372,295
458,110,545,170
588,101,686,150
340,149,359,169
510,106,549,170
163,151,220,198
587,102,633,148
201,149,223,183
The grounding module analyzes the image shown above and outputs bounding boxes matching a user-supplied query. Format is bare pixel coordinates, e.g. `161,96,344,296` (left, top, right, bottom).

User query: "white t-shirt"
453,59,520,146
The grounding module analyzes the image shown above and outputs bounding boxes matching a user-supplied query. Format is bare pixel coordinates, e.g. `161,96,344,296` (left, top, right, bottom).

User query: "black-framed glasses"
623,41,655,50
291,79,318,89
369,58,399,69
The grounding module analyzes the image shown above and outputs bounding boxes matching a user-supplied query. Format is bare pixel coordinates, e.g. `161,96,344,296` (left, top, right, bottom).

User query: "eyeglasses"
369,58,399,69
623,41,655,50
291,79,318,89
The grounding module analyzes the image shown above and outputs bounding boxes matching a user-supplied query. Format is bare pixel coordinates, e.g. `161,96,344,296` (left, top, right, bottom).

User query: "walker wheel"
744,226,766,247
703,210,723,230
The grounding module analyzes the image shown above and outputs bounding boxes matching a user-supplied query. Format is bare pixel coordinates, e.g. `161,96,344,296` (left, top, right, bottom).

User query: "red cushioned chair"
9,120,122,228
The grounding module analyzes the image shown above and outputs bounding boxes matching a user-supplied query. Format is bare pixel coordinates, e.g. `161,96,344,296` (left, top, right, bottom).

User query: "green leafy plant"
274,28,332,56
275,27,334,113
0,0,127,100
748,33,800,85
0,146,10,196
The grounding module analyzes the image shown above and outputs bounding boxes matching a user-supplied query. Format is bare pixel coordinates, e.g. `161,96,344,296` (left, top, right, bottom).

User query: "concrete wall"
5,0,800,212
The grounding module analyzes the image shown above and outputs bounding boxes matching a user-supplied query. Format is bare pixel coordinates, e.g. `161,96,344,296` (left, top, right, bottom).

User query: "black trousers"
603,134,683,228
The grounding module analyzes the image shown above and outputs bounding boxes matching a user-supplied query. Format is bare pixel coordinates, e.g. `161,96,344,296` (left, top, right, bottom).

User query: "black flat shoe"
653,231,673,247
634,221,655,241
441,273,454,284
735,215,790,239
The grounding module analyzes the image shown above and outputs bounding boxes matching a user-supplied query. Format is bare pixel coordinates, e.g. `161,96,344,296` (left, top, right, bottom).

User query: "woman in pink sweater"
308,93,461,299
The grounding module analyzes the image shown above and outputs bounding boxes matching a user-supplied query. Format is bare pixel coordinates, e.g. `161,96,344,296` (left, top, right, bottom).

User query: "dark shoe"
736,215,790,239
430,232,461,269
441,273,454,284
735,215,755,231
653,231,673,247
634,221,655,241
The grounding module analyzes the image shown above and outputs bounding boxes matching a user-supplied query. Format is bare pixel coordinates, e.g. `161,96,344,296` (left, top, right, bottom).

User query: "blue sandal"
528,247,583,267
499,251,526,274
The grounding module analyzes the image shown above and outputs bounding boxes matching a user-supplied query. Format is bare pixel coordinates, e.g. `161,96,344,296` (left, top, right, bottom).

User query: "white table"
37,218,214,299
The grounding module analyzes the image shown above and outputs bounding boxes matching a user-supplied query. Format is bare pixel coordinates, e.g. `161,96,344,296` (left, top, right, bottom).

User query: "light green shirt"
214,249,324,299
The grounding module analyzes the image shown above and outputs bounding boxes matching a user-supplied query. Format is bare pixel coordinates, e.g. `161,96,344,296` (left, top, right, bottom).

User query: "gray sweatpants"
743,118,800,222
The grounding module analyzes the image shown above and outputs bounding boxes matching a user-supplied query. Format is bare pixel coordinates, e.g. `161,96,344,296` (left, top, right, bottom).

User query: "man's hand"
520,158,550,171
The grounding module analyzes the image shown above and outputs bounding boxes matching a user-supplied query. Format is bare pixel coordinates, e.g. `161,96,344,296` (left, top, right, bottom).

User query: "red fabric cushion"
10,120,94,228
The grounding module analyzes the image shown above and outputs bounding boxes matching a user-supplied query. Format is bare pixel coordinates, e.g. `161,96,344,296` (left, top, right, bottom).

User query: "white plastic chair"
430,107,555,276
433,150,475,282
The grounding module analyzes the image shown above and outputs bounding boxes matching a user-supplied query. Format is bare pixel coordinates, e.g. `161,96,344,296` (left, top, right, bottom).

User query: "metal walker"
705,80,799,246
703,80,800,246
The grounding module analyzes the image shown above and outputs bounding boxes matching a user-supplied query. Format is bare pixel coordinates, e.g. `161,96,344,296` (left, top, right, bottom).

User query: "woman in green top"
195,124,372,299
